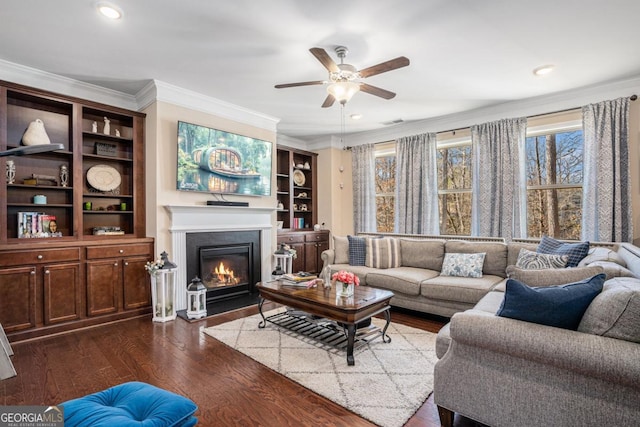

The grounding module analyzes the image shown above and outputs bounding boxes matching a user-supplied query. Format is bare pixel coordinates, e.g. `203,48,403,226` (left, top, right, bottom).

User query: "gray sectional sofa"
322,233,640,426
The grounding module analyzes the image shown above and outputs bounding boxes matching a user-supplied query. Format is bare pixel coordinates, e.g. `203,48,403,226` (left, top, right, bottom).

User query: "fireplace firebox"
186,230,261,306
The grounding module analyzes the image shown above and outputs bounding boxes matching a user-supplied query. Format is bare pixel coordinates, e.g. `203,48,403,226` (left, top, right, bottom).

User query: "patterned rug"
203,308,438,427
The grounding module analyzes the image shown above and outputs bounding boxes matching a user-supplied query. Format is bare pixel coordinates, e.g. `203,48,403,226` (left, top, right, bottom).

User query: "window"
525,120,583,240
437,137,472,235
374,143,396,232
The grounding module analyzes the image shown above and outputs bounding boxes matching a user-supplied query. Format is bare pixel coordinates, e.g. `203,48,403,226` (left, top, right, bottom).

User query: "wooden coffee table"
256,280,394,365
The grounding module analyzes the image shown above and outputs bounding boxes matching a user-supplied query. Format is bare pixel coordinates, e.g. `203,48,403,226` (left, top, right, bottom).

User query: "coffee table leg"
346,323,356,366
258,298,267,328
382,309,392,343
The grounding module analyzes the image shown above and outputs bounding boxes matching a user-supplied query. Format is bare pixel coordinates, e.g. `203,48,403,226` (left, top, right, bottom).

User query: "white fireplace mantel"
165,205,275,310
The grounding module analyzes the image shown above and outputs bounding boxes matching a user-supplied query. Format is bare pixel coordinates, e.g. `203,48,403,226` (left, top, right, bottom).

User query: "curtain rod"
346,94,638,145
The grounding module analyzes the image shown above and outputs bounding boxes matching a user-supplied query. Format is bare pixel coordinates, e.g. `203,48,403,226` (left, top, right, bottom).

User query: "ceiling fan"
275,46,410,108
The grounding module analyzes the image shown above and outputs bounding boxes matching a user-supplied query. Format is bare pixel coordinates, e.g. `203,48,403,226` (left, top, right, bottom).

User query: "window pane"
376,196,395,232
526,130,583,186
437,145,472,190
438,193,471,235
527,188,582,240
375,156,395,194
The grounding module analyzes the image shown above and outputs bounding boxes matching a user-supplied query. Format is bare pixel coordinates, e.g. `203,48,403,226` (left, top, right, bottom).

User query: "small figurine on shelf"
92,121,98,133
6,160,15,184
103,117,110,135
60,165,69,187
115,129,120,137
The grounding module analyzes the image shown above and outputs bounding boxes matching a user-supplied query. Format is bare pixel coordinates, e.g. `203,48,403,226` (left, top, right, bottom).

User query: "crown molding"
0,59,138,110
136,80,280,132
322,74,640,148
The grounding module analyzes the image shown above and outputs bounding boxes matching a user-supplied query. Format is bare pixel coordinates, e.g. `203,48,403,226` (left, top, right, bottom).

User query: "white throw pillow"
441,253,486,278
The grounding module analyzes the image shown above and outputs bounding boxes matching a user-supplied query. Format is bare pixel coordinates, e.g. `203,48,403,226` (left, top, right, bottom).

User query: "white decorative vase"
336,281,354,297
22,119,51,146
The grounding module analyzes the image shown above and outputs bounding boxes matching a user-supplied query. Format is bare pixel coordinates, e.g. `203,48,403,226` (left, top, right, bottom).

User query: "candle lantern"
272,243,293,277
150,251,177,322
186,276,207,319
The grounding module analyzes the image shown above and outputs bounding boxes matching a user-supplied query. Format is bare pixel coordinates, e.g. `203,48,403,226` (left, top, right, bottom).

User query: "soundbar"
206,200,249,207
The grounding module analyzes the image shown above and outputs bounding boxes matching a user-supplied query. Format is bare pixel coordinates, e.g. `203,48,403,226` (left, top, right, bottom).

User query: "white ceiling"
2,0,640,141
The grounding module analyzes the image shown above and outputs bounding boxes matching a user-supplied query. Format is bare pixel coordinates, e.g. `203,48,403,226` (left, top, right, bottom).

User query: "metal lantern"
272,243,293,277
186,276,207,319
150,251,177,322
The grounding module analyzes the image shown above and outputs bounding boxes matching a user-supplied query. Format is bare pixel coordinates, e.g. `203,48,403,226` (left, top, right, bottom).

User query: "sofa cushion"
347,235,367,266
473,290,506,313
537,235,589,267
578,246,626,268
515,248,568,269
366,267,439,295
497,274,605,330
333,235,349,264
578,277,640,343
507,242,538,267
441,253,486,278
421,274,504,304
585,260,635,280
365,237,400,269
400,238,445,271
445,240,507,277
499,265,605,291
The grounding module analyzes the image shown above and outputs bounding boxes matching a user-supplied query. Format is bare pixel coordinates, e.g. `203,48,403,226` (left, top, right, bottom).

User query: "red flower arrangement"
331,270,360,286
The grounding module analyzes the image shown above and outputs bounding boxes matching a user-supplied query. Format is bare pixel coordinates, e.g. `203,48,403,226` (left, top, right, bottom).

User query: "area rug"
203,308,438,427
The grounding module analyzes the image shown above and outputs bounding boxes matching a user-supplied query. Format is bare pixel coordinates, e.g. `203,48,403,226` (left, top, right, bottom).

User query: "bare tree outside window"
437,143,472,235
526,130,583,239
374,155,396,232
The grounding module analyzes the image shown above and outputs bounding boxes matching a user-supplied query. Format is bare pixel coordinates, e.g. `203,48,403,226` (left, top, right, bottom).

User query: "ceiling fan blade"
358,56,410,78
321,94,335,108
275,80,325,89
310,47,340,73
360,83,396,100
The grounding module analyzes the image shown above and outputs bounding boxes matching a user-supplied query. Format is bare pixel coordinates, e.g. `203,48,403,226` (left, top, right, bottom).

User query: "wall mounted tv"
177,121,272,196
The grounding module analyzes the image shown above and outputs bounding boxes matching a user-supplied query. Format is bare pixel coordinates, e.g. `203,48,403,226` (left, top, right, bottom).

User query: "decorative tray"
293,169,306,186
87,164,121,192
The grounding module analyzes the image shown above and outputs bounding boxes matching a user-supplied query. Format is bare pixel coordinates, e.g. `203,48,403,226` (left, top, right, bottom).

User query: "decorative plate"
87,165,121,192
293,169,306,186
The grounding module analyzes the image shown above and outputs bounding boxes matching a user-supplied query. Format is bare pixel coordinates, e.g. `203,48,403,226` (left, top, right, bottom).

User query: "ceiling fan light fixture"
327,82,360,105
97,2,123,20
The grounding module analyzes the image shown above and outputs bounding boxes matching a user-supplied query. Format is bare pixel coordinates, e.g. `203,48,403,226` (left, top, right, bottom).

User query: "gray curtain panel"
471,117,527,241
351,143,377,233
394,133,440,234
581,97,632,242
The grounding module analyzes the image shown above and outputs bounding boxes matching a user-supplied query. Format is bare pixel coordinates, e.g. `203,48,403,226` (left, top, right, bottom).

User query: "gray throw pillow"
516,248,568,269
503,265,604,289
578,277,640,343
333,235,349,264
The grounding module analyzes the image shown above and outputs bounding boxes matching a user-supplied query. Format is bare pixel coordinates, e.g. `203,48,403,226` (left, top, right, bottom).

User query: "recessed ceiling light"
350,113,363,120
97,2,123,20
533,64,554,76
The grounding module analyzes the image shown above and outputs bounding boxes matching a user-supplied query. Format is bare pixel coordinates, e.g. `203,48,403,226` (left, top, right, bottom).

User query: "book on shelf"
92,226,125,235
17,212,61,238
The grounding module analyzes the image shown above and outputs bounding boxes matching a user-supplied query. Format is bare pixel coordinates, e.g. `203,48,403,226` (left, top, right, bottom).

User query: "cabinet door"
304,242,319,273
86,259,120,316
122,256,151,310
290,242,305,273
43,263,81,324
0,266,37,332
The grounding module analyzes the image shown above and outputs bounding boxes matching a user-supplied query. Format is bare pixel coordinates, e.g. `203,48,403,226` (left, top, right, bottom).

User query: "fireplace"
166,205,274,314
185,230,261,304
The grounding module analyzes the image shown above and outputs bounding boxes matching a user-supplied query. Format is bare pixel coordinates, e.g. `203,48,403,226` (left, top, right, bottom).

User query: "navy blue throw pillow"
537,235,589,267
347,235,366,266
497,274,605,330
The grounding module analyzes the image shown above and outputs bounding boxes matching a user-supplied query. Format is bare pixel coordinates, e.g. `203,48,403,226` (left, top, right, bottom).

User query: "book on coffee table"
281,272,317,286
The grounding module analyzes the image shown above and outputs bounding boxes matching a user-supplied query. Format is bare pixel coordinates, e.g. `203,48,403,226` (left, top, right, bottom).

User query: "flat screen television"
176,121,272,196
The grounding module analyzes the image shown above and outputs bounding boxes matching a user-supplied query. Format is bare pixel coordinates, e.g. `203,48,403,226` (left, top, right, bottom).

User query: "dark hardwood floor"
1,303,481,426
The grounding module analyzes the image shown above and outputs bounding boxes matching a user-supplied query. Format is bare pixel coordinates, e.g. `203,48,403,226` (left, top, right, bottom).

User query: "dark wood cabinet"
278,230,329,274
0,81,153,342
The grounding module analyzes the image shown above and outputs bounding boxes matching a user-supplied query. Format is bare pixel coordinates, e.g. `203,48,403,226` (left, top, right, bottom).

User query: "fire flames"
213,261,240,285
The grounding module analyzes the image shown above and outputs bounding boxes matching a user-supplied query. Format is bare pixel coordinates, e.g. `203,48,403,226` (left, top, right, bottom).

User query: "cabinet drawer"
0,248,80,267
278,234,305,244
86,243,152,259
305,232,328,242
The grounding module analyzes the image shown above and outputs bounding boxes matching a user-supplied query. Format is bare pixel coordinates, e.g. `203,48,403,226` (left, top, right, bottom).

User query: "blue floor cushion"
60,381,197,427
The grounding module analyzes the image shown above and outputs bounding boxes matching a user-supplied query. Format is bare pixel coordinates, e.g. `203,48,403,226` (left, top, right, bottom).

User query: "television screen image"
177,121,272,196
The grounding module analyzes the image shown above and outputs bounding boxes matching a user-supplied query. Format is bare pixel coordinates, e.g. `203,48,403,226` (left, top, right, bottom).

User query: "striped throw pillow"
365,237,400,269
